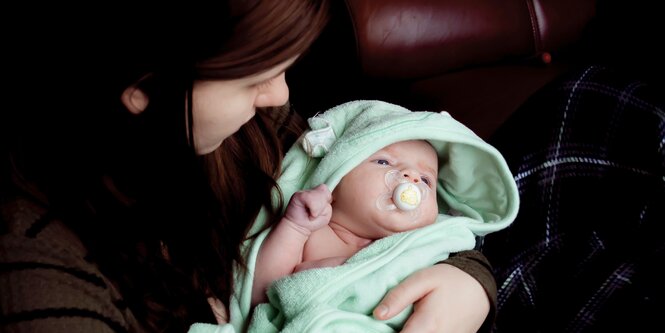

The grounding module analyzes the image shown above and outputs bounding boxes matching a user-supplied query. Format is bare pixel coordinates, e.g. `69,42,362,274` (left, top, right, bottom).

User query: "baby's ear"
120,74,152,114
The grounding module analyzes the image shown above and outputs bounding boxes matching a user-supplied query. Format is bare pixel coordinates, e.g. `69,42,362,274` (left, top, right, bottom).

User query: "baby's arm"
252,184,332,305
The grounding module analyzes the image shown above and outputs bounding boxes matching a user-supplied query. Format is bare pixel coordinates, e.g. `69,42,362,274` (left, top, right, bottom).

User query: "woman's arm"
0,197,146,333
441,250,497,332
373,250,496,333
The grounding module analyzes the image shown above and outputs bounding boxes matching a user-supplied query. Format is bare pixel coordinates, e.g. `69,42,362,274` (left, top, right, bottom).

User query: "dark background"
287,0,664,117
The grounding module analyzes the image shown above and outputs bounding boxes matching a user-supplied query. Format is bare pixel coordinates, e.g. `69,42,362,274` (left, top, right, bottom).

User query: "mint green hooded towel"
190,100,519,333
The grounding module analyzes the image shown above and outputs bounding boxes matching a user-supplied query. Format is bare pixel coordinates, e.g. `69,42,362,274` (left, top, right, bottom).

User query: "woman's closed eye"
255,77,276,89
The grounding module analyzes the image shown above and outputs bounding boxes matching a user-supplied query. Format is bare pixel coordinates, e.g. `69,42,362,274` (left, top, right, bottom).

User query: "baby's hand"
284,184,332,234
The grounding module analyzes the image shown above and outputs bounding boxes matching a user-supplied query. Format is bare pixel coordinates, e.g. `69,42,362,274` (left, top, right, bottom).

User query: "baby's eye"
374,159,391,166
421,176,432,186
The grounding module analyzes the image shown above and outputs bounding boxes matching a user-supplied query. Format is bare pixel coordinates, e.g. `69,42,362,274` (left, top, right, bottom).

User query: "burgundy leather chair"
288,0,595,139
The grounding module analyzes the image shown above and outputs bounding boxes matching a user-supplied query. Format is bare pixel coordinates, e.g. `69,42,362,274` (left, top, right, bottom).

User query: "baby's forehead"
377,140,436,154
371,140,438,169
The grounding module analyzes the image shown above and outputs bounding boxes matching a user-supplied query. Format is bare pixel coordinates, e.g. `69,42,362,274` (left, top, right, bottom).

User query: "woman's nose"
254,72,289,108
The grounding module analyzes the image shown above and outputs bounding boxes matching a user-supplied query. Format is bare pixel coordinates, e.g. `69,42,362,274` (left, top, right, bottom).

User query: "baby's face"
331,140,439,239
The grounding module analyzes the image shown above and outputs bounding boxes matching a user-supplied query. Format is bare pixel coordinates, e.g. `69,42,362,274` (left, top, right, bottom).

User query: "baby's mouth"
375,169,430,222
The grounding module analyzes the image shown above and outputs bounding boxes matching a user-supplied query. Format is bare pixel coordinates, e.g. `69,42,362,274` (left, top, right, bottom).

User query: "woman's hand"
373,264,490,333
207,297,229,325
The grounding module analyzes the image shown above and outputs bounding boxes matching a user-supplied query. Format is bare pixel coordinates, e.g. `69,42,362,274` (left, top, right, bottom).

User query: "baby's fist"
284,184,332,233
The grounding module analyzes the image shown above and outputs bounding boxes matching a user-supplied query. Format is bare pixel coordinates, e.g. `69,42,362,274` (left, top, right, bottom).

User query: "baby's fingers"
304,184,332,217
207,297,228,325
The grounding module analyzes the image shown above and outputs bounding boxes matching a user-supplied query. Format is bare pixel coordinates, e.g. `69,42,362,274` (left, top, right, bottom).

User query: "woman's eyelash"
255,77,275,88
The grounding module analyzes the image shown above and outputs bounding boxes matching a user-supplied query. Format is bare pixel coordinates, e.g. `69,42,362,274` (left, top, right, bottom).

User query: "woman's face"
191,56,298,155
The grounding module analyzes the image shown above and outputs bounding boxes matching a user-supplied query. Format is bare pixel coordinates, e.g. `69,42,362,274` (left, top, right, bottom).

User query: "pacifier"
392,182,422,211
376,169,430,220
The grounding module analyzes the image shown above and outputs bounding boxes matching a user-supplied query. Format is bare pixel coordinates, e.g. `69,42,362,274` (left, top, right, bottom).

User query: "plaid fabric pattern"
484,65,665,332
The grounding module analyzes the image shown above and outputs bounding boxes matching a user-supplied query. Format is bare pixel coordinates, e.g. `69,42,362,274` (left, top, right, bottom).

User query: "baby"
253,139,439,304
234,100,518,333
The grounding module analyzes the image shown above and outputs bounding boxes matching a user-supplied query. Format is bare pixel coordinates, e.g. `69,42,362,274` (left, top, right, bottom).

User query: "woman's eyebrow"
254,62,294,83
252,71,280,84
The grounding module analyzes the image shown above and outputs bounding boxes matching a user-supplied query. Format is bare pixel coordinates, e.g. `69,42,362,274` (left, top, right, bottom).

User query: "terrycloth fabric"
247,216,477,333
226,100,519,333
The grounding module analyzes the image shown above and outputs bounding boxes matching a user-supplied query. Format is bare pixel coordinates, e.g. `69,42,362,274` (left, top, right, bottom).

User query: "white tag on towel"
302,125,336,157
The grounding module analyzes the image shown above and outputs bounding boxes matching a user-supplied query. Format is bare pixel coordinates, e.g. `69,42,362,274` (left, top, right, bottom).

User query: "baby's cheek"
425,203,439,224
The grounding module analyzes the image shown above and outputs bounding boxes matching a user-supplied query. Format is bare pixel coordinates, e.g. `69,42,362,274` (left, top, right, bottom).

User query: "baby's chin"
373,211,434,235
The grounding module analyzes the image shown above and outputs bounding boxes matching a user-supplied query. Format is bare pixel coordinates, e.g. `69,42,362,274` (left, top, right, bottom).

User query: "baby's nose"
401,169,420,183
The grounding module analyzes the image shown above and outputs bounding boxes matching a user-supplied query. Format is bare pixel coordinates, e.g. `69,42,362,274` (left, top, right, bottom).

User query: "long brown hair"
6,1,328,332
135,1,328,331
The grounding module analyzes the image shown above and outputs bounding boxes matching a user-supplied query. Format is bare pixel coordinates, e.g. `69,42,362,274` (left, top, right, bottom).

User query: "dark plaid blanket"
484,65,665,332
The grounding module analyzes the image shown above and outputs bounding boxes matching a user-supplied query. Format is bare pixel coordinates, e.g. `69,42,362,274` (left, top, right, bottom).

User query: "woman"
1,1,494,332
